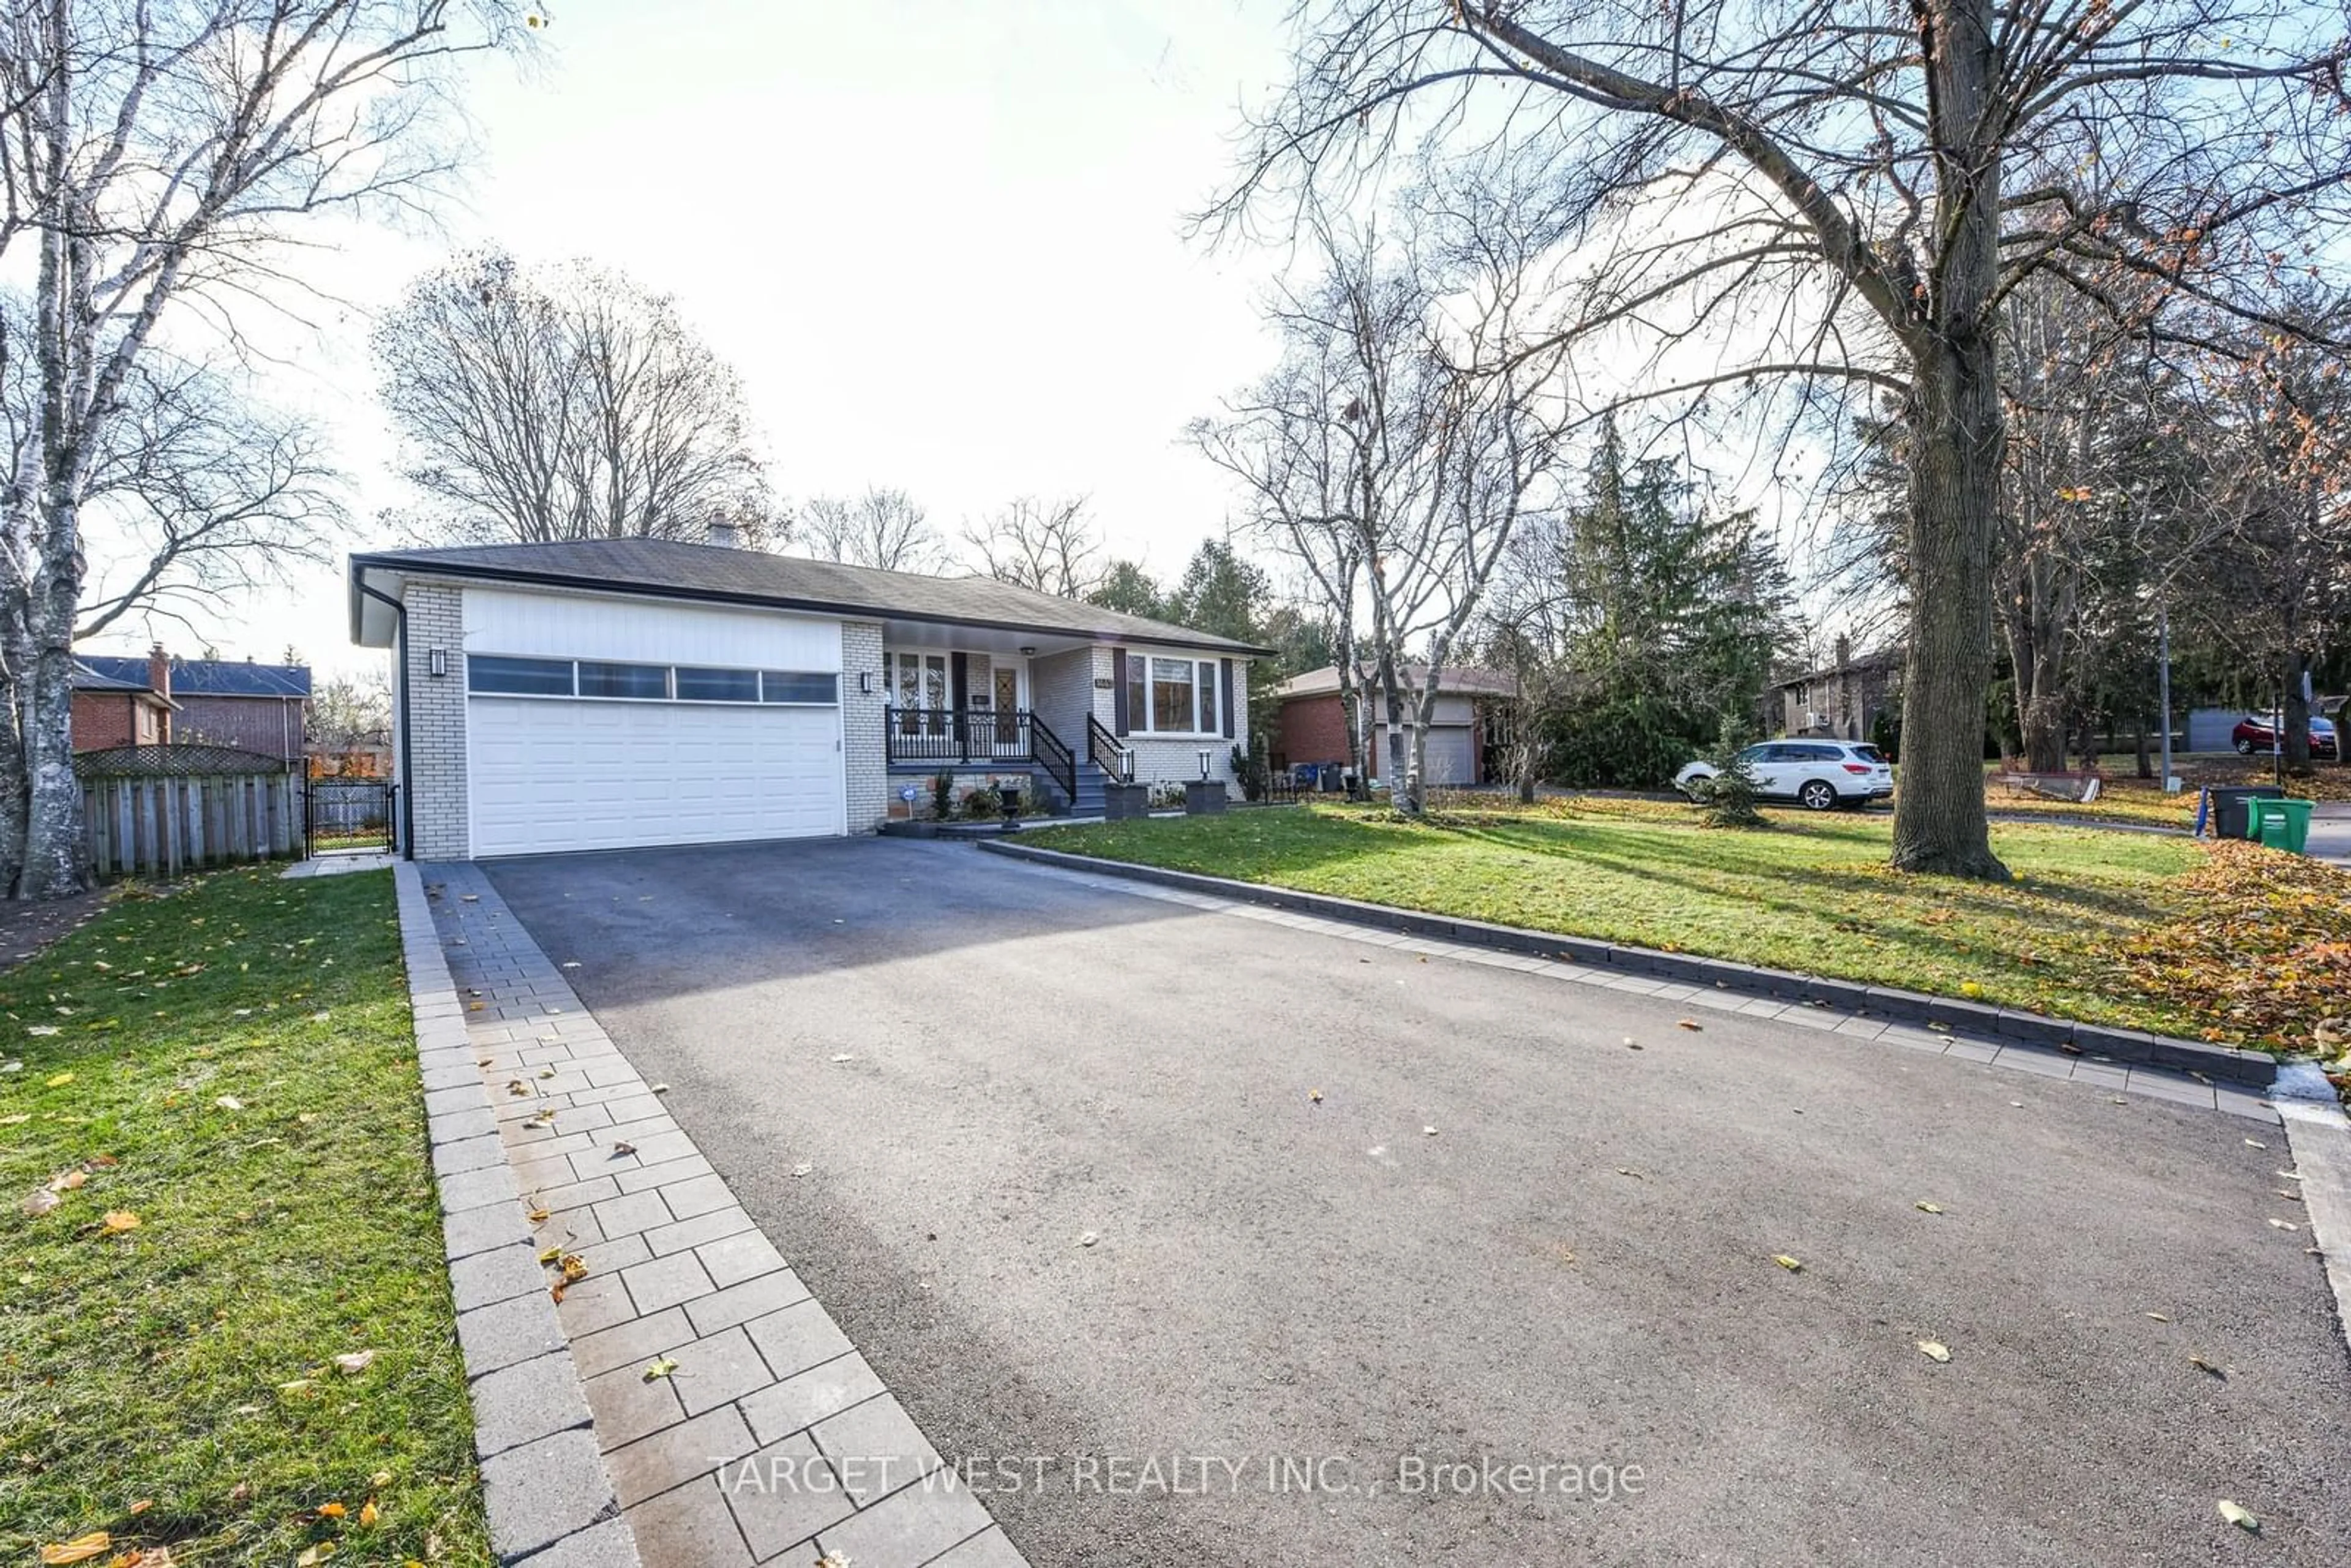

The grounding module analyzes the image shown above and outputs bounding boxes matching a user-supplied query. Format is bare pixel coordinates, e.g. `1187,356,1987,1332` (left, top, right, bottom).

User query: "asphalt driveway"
484,837,2351,1567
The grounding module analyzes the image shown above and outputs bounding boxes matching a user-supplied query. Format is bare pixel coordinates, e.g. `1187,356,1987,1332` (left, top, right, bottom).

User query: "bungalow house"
71,647,310,760
346,531,1265,859
1270,663,1518,787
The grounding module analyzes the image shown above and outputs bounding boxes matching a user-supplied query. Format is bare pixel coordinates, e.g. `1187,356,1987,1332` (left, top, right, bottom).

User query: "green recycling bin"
2250,796,2314,853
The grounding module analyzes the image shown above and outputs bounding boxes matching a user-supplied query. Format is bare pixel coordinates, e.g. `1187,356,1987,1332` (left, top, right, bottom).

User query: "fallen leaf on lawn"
1,1113,29,1125
228,1482,251,1504
370,1471,393,1489
39,1533,110,1565
641,1356,679,1381
278,1379,318,1395
1677,1019,1702,1031
214,1095,242,1111
1078,1231,1100,1247
127,1501,151,1516
1774,1255,1804,1272
28,1026,59,1037
1914,1201,1943,1215
1917,1340,1951,1363
317,1501,348,1518
51,1170,86,1191
45,1070,72,1084
333,1351,377,1376
2218,1499,2259,1533
100,1210,138,1234
359,1499,379,1528
296,1545,336,1566
309,1013,329,1023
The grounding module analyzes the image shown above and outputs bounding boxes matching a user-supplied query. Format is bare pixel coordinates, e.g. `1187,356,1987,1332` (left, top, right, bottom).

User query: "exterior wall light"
429,648,448,678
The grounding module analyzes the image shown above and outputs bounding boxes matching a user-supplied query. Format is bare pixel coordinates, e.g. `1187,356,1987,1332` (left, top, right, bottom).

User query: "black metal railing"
887,707,1050,768
1087,716,1133,784
1032,715,1076,801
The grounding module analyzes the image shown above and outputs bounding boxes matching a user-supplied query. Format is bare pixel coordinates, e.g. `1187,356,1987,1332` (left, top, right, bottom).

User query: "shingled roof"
348,538,1269,654
73,655,309,698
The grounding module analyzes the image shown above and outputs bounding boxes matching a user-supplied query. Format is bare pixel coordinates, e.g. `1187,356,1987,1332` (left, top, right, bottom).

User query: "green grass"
1032,801,2221,1038
0,869,487,1567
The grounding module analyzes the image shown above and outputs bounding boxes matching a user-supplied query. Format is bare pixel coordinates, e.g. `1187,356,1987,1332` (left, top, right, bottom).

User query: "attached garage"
454,586,847,858
468,696,842,856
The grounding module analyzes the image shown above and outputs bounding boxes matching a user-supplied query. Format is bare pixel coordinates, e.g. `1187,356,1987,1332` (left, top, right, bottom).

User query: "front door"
993,667,1021,744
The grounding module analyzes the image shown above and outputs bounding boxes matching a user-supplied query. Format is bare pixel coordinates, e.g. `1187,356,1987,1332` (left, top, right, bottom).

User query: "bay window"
1127,655,1222,734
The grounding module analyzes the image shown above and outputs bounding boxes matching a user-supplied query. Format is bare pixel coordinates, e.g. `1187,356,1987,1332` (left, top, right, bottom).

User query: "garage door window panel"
676,667,759,703
762,672,838,705
577,661,670,700
468,655,574,696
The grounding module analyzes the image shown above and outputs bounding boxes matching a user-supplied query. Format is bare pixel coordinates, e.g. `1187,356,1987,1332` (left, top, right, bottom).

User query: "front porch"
883,705,1079,811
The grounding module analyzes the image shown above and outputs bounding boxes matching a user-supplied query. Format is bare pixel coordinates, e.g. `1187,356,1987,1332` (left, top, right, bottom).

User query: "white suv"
1676,740,1894,811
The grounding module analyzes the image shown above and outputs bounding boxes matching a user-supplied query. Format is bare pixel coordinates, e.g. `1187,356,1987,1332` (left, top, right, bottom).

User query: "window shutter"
1112,648,1129,736
1220,659,1235,739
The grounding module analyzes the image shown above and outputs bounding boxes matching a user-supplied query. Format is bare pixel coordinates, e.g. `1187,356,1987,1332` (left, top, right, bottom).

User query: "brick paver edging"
975,839,2276,1089
394,861,642,1566
418,862,1030,1568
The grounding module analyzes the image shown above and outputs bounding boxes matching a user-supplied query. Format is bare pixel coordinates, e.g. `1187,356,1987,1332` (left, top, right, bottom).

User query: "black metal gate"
305,777,396,855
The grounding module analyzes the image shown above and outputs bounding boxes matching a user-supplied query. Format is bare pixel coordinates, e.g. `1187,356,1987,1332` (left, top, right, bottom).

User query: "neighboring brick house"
70,646,177,749
71,648,310,761
1769,638,1903,743
1270,664,1518,787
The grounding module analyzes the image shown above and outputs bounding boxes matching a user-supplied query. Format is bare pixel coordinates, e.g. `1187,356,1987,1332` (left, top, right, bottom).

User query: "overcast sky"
83,0,1295,678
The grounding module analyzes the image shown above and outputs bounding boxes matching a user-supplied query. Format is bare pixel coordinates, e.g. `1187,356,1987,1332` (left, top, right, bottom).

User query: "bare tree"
0,340,345,640
1193,213,1563,811
309,668,392,762
1217,1,2351,877
797,486,945,572
962,495,1104,598
0,1,528,899
375,250,772,546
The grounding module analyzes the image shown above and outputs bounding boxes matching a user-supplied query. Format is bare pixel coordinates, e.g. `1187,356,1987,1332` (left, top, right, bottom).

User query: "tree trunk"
2283,650,2312,772
2134,717,2151,779
2018,690,2066,773
1892,340,2009,879
18,489,84,899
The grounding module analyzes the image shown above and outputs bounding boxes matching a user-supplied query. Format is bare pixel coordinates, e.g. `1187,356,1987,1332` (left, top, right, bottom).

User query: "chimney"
148,642,170,701
705,520,741,549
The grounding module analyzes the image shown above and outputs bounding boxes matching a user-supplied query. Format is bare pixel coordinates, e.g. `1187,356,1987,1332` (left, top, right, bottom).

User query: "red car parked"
2233,713,2339,759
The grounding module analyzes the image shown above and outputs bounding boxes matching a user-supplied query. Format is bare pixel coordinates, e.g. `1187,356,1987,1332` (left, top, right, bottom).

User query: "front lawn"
0,869,487,1566
1029,802,2350,1050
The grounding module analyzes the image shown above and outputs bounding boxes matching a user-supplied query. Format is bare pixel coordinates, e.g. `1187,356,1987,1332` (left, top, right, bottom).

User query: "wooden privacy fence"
77,744,301,879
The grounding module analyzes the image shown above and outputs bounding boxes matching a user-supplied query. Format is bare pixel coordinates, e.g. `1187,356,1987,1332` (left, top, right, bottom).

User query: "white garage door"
469,697,844,856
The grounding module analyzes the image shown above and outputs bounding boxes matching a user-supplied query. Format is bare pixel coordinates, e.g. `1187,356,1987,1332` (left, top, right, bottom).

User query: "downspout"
359,582,414,860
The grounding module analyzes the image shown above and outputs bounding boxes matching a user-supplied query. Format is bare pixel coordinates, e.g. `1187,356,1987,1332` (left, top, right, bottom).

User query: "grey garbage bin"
2206,784,2285,840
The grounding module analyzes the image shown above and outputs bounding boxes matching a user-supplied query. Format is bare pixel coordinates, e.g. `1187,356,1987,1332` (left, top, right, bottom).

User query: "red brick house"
71,648,310,761
1270,664,1517,787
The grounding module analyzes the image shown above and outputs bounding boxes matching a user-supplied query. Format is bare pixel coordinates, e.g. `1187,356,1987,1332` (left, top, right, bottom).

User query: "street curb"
394,862,643,1567
974,839,2276,1089
2273,1064,2351,1360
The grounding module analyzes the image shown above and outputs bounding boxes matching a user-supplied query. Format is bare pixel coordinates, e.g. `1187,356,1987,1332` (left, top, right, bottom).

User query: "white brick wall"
1103,649,1251,787
1029,647,1098,760
403,579,470,860
841,621,888,833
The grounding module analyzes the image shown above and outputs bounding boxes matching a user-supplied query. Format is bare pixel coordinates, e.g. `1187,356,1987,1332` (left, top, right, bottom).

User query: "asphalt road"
484,838,2351,1567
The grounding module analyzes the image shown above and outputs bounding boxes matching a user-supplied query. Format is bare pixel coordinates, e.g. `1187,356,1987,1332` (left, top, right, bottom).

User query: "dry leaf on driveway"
641,1356,679,1381
2218,1500,2259,1533
1773,1255,1804,1272
1917,1340,1951,1363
